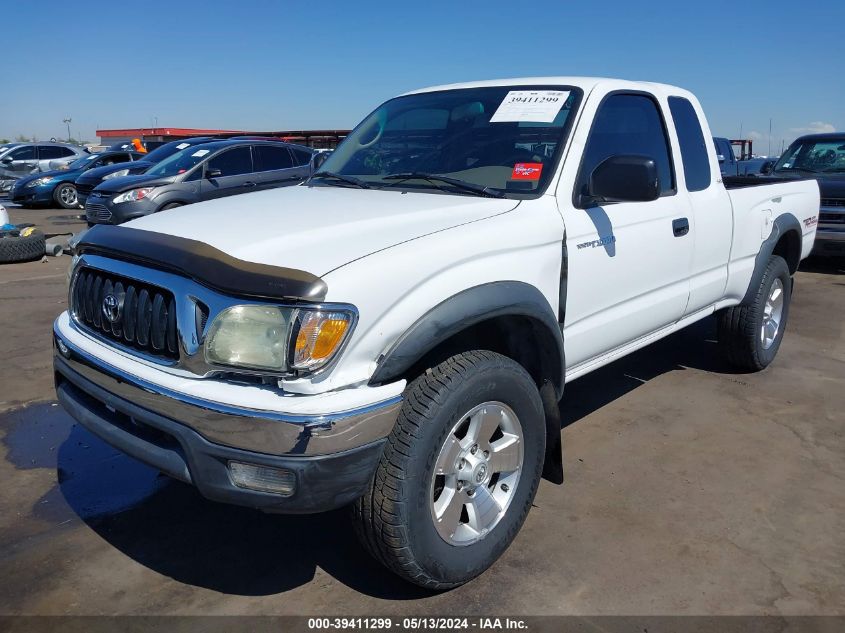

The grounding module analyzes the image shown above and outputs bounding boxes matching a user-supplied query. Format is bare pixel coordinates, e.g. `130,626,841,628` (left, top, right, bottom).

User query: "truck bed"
722,175,809,189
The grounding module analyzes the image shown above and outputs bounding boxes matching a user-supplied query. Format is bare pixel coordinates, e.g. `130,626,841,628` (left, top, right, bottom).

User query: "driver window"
9,146,35,160
576,94,675,200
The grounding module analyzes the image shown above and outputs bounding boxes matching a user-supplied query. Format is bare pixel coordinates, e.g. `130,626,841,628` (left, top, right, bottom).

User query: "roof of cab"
402,76,689,98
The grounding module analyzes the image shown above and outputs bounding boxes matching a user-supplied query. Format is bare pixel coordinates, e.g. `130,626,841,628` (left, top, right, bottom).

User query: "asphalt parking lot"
0,202,843,616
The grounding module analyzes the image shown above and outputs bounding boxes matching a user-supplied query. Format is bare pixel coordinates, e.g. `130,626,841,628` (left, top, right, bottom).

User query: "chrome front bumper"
53,324,402,457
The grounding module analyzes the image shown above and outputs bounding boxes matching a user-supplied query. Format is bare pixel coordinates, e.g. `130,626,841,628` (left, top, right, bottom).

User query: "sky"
1,0,842,156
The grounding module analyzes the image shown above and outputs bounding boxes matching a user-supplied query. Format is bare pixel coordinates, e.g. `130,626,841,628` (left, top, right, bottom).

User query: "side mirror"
761,163,773,175
717,154,725,163
0,157,12,164
206,168,222,179
583,155,659,207
312,152,330,170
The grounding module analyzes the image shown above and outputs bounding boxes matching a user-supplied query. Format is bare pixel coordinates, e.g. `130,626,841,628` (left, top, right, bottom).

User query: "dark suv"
85,140,315,225
769,132,845,256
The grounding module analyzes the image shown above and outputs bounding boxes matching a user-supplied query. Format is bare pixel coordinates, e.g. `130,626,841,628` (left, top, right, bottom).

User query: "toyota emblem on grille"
102,294,121,323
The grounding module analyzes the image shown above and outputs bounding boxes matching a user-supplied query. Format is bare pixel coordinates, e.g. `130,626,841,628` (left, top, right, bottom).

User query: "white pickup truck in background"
53,77,819,590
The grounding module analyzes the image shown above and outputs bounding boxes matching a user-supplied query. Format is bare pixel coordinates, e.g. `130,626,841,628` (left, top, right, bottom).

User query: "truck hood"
770,170,845,199
125,185,519,276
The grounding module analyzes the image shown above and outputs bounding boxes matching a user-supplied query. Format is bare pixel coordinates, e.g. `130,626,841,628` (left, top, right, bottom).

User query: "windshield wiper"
309,171,372,189
779,166,819,173
382,172,505,198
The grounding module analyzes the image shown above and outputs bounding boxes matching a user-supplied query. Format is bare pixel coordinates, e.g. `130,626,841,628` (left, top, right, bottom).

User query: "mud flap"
540,381,563,484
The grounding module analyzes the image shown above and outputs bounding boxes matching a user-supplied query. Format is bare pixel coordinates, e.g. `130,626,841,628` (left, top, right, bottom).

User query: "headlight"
205,305,354,373
26,177,54,188
113,187,154,203
103,168,130,180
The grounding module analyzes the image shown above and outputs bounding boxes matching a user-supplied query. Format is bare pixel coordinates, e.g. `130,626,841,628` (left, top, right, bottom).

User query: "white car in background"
0,142,89,192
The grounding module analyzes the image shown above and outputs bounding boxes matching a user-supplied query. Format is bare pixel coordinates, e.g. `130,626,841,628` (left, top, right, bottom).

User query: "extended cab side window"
577,93,675,200
207,146,253,176
668,97,711,192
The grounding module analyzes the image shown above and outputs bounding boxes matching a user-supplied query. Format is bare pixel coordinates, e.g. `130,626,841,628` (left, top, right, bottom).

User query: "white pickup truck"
54,77,819,589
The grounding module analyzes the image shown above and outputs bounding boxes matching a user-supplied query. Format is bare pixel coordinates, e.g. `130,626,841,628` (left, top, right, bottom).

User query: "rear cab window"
668,97,711,191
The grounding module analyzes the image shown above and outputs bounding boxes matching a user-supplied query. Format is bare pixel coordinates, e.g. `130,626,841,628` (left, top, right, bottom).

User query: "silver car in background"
0,142,89,192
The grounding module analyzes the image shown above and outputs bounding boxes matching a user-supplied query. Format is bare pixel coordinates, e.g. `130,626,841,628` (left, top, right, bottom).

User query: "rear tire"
53,183,78,209
353,350,545,590
718,255,791,370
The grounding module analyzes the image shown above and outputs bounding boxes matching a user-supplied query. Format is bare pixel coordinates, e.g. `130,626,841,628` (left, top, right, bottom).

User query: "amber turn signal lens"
292,311,352,370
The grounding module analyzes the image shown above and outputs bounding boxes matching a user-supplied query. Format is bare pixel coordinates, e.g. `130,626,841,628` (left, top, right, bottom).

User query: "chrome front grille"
85,202,112,222
71,267,179,361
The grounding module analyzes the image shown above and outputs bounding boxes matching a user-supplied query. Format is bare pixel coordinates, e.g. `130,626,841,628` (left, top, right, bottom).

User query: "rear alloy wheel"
718,254,791,370
53,183,78,209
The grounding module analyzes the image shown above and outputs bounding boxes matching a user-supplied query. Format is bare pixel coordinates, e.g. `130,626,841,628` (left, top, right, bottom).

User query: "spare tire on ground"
0,227,46,263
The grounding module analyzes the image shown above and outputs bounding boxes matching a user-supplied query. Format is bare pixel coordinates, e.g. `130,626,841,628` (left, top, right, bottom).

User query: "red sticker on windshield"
512,163,543,180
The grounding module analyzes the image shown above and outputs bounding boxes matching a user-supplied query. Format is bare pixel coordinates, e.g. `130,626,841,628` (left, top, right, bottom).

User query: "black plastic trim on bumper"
55,359,386,514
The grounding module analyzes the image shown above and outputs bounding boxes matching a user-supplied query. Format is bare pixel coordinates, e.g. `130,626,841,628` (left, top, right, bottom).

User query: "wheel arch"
368,281,565,400
742,213,802,304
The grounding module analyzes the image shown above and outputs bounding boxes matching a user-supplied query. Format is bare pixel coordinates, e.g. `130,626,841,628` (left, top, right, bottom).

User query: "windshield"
146,146,214,177
67,154,101,170
774,138,845,173
143,140,202,165
315,85,582,197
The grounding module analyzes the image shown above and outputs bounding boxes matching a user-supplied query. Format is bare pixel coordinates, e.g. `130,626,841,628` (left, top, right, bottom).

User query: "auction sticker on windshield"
192,149,210,157
511,162,543,180
490,90,570,123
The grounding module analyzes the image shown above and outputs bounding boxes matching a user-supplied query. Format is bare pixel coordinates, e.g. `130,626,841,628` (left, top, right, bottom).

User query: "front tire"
53,183,78,209
718,254,791,370
353,351,545,590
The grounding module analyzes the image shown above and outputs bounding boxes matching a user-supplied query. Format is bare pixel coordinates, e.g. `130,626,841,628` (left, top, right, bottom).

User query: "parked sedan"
10,150,144,209
85,139,314,225
75,137,217,205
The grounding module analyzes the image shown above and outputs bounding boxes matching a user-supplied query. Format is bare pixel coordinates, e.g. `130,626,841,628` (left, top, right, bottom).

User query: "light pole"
62,117,72,142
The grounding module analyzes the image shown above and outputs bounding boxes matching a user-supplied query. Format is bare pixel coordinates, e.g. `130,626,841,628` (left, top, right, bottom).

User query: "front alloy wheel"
353,350,545,590
54,183,78,209
430,402,523,546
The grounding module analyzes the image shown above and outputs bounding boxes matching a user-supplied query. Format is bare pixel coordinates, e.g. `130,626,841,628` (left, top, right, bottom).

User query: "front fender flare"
368,281,565,398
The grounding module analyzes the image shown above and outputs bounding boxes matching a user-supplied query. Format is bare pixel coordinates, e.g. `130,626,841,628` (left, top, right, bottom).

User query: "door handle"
672,217,690,237
242,181,257,188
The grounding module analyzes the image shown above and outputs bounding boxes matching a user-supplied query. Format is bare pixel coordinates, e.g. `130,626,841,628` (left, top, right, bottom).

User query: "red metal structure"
98,127,350,149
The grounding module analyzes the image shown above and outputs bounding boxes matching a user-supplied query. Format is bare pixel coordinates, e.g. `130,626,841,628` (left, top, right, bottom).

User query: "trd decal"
576,235,616,249
803,216,818,227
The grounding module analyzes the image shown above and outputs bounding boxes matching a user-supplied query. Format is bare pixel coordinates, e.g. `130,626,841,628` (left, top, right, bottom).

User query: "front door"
3,145,38,175
200,146,255,201
558,91,693,369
